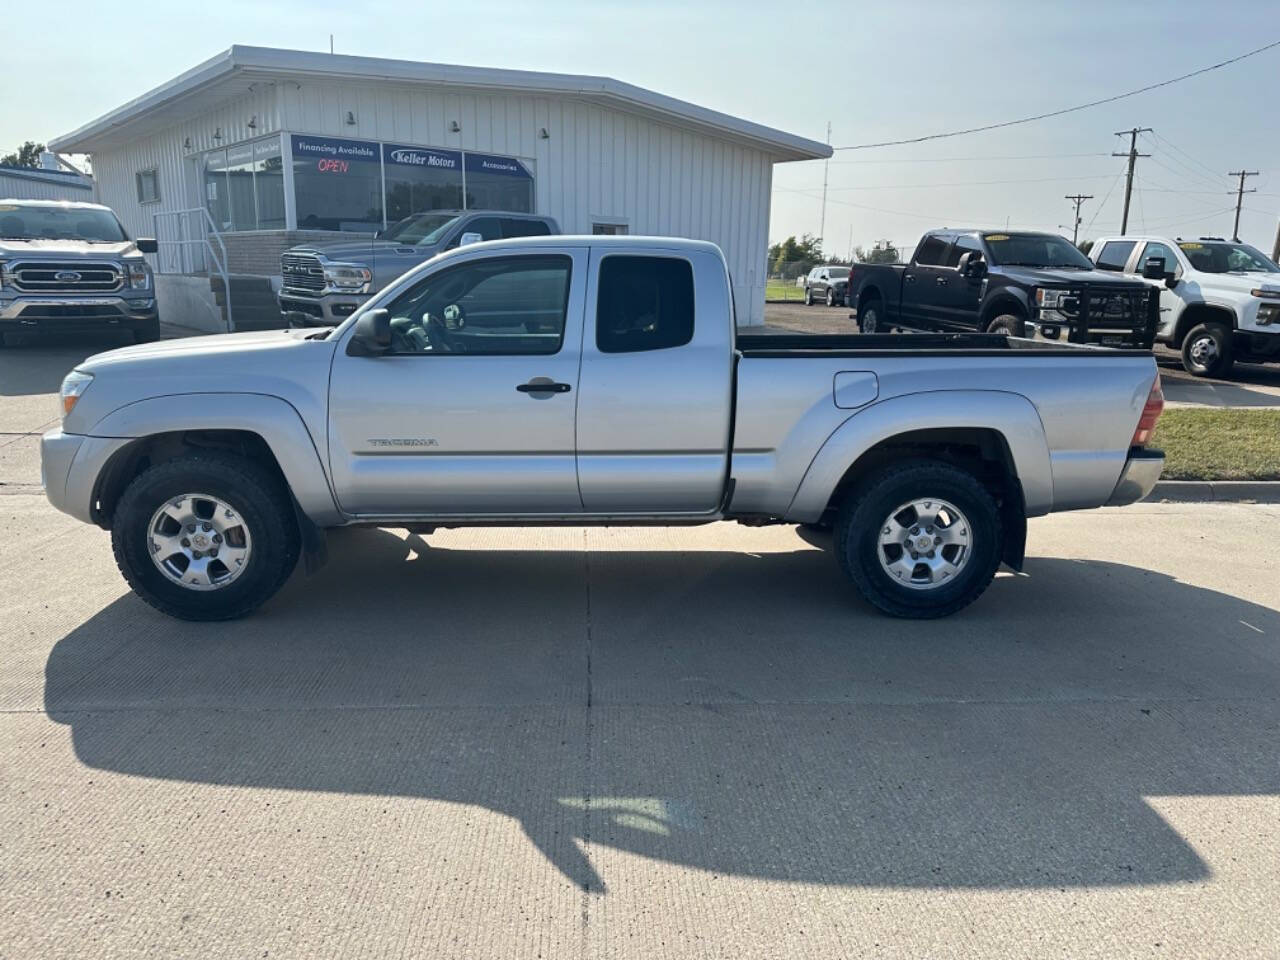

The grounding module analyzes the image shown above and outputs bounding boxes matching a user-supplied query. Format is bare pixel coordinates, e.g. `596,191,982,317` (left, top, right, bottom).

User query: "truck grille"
8,261,123,293
280,254,325,293
1085,287,1146,328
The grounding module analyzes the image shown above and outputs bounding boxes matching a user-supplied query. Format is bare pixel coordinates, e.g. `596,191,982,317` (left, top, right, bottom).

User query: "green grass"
1150,408,1280,481
765,280,806,302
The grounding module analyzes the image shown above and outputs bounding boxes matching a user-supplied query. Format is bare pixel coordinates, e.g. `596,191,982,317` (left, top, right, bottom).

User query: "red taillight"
1131,373,1164,447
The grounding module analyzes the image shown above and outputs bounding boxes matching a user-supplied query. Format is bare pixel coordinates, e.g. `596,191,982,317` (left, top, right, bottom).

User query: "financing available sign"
291,135,379,164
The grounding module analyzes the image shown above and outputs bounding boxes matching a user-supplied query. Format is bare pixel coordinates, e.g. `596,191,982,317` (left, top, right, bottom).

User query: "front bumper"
1232,327,1280,363
41,429,135,525
279,291,368,327
40,428,85,518
1026,318,1149,347
0,295,158,333
1106,449,1165,506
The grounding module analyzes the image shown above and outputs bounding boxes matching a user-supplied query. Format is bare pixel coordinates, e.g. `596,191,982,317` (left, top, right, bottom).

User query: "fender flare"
786,390,1053,522
87,392,342,525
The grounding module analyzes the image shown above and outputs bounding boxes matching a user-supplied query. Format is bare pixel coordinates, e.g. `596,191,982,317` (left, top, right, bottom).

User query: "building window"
596,256,695,354
464,152,534,213
291,134,383,232
592,222,629,235
135,169,160,204
200,135,285,232
383,144,463,225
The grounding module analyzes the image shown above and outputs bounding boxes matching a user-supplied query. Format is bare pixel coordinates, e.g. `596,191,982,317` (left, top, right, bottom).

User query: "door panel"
327,248,588,516
575,249,733,514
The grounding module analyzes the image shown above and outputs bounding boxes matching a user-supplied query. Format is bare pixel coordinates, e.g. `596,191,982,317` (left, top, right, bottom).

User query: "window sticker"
1178,242,1204,250
985,234,1010,242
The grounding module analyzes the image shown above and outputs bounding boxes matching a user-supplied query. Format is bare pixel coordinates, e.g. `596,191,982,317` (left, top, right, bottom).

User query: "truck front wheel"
986,314,1026,337
858,297,883,333
835,460,1002,618
111,452,300,620
1181,322,1233,378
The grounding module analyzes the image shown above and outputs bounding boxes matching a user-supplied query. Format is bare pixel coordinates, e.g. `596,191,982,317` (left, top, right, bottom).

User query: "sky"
6,0,1280,257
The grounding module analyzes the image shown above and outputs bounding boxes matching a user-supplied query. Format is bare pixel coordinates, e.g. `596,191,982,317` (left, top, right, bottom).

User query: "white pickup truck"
42,236,1165,622
1089,234,1280,376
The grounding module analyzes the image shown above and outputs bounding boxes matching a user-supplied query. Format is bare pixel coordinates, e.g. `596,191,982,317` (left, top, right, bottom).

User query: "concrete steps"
209,275,283,331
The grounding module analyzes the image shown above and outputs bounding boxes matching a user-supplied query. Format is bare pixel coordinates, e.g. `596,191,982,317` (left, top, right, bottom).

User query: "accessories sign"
464,152,532,179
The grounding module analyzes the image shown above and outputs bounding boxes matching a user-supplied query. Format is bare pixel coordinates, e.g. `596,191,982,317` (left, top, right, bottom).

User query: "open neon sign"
317,158,350,174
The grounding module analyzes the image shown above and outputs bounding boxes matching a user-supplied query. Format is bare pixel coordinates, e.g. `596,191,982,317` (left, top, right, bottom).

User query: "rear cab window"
596,256,694,353
913,235,950,267
1095,240,1136,272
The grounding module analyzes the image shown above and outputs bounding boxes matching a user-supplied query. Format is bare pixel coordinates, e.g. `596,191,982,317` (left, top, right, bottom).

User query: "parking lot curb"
1146,480,1280,503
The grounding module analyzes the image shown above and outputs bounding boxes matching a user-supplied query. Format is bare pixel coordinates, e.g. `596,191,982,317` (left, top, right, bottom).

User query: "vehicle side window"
914,236,949,267
462,217,502,242
1140,242,1179,276
596,255,694,354
501,218,551,238
382,255,571,356
1096,240,1136,272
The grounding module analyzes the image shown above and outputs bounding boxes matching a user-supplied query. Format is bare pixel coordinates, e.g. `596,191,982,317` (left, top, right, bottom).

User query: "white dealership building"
49,46,828,329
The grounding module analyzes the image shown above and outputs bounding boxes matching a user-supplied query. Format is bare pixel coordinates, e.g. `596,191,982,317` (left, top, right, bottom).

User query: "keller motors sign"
382,143,462,171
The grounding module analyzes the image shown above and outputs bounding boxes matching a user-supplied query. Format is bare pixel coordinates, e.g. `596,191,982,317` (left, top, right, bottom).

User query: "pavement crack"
580,529,596,951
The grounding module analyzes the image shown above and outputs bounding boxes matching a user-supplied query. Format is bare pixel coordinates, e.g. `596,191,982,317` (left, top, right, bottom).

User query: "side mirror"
964,256,987,278
1165,273,1179,289
345,308,391,356
1141,256,1166,281
135,237,158,254
458,231,484,247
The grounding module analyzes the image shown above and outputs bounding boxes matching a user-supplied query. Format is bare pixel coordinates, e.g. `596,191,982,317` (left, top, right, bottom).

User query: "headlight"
0,260,7,291
125,260,151,290
1250,288,1280,300
323,263,372,291
1035,287,1072,309
59,370,94,418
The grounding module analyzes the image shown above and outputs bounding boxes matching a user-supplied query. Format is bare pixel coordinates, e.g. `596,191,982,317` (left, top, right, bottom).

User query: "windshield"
982,233,1093,269
381,212,461,246
1178,241,1279,274
827,267,850,279
0,203,128,242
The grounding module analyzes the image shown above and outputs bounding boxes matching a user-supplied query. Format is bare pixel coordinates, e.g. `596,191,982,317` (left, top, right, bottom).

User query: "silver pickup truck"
41,236,1165,621
1,200,159,345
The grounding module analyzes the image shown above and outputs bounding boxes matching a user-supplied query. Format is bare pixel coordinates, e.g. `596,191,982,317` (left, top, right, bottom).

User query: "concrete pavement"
3,491,1280,957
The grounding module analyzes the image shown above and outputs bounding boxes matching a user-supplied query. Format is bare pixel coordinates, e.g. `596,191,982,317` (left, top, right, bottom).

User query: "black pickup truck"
849,229,1158,348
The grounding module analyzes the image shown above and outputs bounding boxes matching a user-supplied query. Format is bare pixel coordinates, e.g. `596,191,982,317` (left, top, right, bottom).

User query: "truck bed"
736,332,1151,357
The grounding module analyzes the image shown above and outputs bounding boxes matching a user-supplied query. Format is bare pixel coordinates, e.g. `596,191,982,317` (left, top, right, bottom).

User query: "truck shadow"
43,528,1280,892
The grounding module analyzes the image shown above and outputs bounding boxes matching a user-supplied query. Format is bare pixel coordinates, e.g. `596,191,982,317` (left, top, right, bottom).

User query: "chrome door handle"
936,277,949,285
517,380,571,394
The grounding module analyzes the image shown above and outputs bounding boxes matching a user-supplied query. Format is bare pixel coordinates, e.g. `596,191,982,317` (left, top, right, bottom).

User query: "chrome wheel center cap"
191,532,211,550
914,535,933,552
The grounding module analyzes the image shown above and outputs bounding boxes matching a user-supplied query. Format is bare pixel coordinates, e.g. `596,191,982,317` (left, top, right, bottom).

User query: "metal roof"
0,165,93,189
49,45,831,162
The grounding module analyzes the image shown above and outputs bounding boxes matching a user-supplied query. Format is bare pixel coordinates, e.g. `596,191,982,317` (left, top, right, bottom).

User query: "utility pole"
819,121,831,254
1228,169,1258,241
1112,127,1152,235
1272,218,1280,263
1064,194,1093,245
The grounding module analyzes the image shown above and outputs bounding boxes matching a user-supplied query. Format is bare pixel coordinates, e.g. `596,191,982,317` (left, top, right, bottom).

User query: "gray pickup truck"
0,200,159,345
42,236,1165,622
279,209,558,326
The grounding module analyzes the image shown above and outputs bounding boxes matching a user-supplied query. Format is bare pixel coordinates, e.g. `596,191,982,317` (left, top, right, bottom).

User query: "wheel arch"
82,394,342,529
981,293,1029,328
1172,302,1237,347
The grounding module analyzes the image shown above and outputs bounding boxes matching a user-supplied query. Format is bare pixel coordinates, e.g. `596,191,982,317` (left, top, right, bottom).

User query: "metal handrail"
152,207,234,332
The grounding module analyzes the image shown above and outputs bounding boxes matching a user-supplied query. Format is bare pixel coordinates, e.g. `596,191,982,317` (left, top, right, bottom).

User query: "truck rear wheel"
111,452,300,620
835,460,1002,618
1181,322,1233,378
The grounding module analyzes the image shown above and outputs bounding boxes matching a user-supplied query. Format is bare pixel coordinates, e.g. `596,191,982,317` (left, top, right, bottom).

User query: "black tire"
804,287,814,306
858,297,883,333
133,319,162,344
825,287,835,307
111,452,300,620
1180,322,1234,378
834,459,1002,619
986,314,1026,337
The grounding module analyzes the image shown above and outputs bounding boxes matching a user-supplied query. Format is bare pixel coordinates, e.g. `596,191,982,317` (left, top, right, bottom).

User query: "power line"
1142,136,1228,190
773,172,1119,194
824,151,1113,166
1084,167,1127,236
1148,130,1226,184
831,39,1280,150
